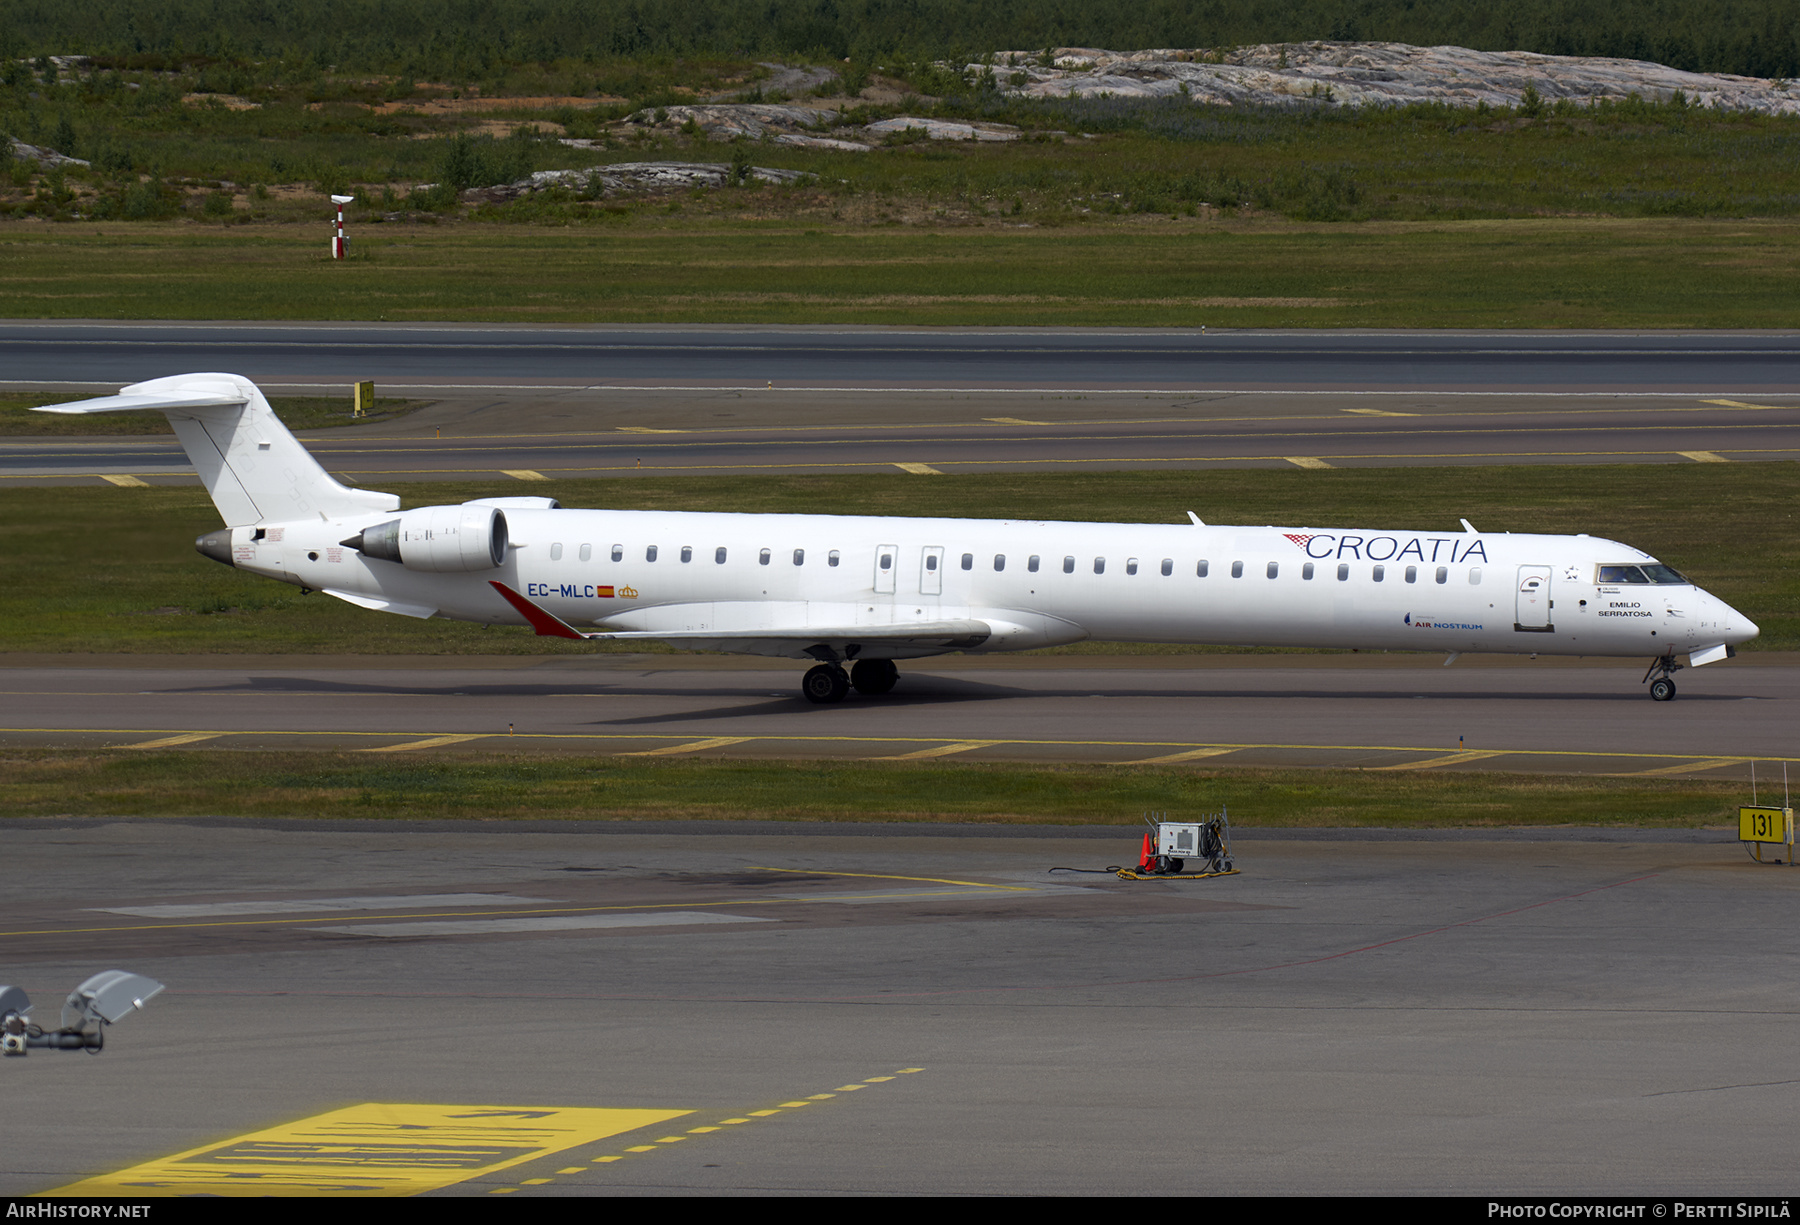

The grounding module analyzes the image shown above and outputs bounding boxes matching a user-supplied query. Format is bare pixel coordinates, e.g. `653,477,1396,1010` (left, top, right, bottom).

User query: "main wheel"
1649,677,1677,702
850,658,899,695
802,664,850,704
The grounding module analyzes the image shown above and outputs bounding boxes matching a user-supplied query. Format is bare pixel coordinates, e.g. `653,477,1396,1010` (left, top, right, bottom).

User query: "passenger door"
1515,565,1553,632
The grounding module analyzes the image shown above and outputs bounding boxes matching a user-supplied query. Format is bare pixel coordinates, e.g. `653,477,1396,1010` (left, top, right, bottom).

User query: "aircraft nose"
1712,593,1759,644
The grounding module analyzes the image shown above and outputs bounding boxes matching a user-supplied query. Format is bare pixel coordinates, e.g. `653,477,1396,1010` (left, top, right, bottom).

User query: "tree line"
1,0,1796,80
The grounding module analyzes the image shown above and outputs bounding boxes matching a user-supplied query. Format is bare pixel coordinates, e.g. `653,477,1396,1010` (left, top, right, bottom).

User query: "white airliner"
42,373,1757,703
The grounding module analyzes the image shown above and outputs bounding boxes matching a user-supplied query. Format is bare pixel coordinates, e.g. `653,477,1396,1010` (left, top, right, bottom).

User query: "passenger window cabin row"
542,544,1482,587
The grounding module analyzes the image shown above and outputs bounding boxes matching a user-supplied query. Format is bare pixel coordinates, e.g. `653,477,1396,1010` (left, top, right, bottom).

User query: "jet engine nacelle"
343,504,508,573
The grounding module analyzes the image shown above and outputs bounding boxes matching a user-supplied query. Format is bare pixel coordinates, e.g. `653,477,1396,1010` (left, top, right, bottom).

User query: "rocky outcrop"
7,138,89,169
463,161,812,202
977,42,1800,114
624,103,838,140
863,117,1021,141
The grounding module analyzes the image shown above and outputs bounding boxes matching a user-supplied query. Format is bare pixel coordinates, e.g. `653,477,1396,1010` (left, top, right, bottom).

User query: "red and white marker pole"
330,194,354,259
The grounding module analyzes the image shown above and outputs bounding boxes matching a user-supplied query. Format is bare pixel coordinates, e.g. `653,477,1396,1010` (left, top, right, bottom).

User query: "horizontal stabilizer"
34,374,398,527
33,391,247,415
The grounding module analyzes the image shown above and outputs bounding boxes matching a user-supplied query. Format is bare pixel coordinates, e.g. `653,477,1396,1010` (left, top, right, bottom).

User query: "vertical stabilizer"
34,373,400,526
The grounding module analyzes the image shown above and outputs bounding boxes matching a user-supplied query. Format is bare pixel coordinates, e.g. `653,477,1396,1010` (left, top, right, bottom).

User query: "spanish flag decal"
596,585,615,598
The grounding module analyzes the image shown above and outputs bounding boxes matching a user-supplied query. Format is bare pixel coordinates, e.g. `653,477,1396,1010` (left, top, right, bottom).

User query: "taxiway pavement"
3,654,1790,778
2,822,1793,1196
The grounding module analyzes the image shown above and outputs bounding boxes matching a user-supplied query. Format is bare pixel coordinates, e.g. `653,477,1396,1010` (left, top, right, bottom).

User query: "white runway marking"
94,893,559,918
316,911,775,937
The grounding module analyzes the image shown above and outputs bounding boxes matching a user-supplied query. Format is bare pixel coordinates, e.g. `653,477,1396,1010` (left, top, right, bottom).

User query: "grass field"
2,464,1791,654
3,217,1799,327
0,749,1750,828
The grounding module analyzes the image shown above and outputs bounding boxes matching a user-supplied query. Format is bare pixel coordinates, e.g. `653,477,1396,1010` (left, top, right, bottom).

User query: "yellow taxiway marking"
1701,399,1793,410
626,736,755,757
501,469,549,481
1342,408,1417,417
1371,749,1507,771
754,866,1031,892
45,1103,690,1198
875,739,1000,760
1120,746,1237,765
6,728,1792,780
616,426,686,433
126,732,221,749
49,444,1800,485
1677,450,1730,463
11,726,1797,766
983,416,1052,425
892,462,943,475
1629,757,1746,776
100,473,149,487
361,734,490,753
1284,456,1333,469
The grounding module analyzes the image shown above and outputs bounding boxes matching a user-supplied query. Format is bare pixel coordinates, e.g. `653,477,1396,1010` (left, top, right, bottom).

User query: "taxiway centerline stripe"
19,446,1800,481
44,1103,692,1198
1118,747,1239,764
625,736,755,756
5,727,1794,765
216,417,1800,457
360,734,491,753
512,1068,925,1194
753,867,1033,892
14,375,1800,398
11,402,1774,455
1370,750,1508,771
1628,757,1747,776
163,446,1800,477
125,731,222,749
874,740,1001,760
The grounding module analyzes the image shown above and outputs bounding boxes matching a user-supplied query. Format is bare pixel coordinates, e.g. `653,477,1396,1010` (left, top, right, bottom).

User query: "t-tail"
34,373,399,531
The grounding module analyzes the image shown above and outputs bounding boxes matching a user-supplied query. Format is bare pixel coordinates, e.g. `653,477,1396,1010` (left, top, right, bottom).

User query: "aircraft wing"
489,581,991,656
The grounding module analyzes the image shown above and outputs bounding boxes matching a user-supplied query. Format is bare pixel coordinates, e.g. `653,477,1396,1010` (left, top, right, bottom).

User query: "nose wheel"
802,664,850,704
1643,655,1683,702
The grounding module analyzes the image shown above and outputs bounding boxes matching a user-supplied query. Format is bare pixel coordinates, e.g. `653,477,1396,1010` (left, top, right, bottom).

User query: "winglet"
1187,511,1205,527
489,581,591,640
1460,518,1478,533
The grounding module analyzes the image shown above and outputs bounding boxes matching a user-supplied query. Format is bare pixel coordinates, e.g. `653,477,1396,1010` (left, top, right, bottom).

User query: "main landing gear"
1643,654,1683,702
801,659,900,704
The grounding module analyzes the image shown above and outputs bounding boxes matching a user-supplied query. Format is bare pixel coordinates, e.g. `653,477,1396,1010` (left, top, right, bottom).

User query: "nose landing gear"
1643,654,1682,701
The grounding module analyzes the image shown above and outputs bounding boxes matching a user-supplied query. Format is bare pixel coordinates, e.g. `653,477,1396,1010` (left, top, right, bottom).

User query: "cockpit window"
1598,563,1687,585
